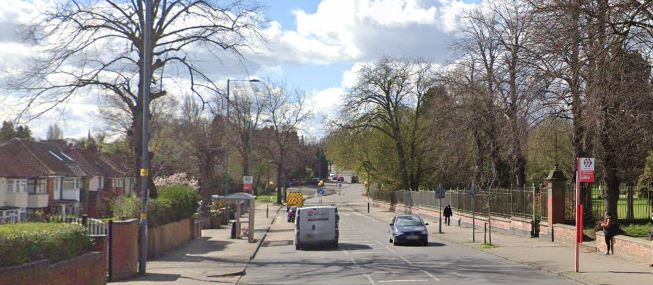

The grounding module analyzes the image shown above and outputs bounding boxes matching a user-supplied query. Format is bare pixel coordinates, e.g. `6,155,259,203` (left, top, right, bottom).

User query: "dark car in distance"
389,214,429,246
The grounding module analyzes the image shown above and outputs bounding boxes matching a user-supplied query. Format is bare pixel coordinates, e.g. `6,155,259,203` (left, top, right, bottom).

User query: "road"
238,183,576,285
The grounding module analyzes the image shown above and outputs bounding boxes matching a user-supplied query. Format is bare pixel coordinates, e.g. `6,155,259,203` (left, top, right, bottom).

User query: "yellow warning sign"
286,192,303,207
140,168,149,177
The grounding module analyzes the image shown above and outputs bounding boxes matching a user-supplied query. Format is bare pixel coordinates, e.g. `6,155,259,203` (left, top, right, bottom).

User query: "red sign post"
243,176,253,193
575,158,594,272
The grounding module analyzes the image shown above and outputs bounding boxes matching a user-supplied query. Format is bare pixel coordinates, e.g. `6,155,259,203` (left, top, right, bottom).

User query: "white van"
294,206,339,250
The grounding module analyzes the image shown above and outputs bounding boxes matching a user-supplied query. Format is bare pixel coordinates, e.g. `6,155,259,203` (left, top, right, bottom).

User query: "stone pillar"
546,165,567,226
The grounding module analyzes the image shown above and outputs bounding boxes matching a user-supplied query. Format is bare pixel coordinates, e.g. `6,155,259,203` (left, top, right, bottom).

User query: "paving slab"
111,203,282,285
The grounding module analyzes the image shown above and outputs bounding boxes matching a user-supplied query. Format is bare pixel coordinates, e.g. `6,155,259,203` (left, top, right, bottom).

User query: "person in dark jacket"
443,205,453,226
600,211,616,255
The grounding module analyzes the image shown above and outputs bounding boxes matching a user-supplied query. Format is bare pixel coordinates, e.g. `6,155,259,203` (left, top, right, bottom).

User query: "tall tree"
260,83,311,204
46,124,63,140
342,57,437,190
11,0,263,194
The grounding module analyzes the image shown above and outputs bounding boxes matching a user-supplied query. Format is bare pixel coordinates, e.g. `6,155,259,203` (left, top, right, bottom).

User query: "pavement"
357,189,653,285
111,201,283,285
239,183,578,285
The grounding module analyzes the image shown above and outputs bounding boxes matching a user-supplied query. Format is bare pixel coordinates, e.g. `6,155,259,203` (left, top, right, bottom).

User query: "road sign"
469,184,477,195
318,188,325,196
578,158,595,183
243,176,253,192
435,185,446,199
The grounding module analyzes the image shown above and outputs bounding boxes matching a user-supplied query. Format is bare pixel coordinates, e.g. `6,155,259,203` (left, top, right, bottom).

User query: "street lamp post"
224,78,261,196
138,0,153,275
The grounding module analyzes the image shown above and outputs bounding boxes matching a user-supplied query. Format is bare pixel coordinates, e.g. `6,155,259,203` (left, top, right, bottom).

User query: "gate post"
543,165,567,242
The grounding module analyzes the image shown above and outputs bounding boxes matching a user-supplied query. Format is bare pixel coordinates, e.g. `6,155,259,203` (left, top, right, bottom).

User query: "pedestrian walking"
443,204,453,226
600,211,616,255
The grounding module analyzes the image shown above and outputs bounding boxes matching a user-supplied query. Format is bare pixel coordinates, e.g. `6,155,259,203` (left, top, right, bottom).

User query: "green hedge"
0,223,93,267
111,185,200,227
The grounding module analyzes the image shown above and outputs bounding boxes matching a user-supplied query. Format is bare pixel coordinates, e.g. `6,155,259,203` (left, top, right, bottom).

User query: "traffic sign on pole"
579,158,595,183
243,176,253,193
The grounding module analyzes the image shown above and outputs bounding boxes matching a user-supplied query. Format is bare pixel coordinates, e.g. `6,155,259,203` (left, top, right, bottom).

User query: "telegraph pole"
138,0,153,275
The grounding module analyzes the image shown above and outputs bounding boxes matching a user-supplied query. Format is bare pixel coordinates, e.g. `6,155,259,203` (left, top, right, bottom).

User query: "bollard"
367,202,370,213
230,221,237,239
458,218,461,226
484,223,487,244
266,204,269,218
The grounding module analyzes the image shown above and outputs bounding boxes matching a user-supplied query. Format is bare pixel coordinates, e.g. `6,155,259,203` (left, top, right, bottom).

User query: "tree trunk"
198,153,215,211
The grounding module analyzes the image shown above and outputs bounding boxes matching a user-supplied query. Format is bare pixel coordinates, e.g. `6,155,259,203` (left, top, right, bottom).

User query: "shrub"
0,223,93,267
110,185,200,227
157,185,201,222
111,193,140,220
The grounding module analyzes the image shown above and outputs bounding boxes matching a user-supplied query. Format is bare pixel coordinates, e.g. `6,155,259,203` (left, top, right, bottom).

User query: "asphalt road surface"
238,182,576,285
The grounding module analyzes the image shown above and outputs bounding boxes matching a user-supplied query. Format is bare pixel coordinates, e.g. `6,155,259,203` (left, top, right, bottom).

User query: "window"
49,150,63,161
7,179,26,193
28,179,47,194
62,178,80,190
113,178,124,188
60,152,73,161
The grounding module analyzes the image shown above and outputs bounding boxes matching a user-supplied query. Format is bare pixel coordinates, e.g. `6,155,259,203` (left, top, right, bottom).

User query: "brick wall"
110,219,138,281
552,223,576,244
148,218,192,259
49,252,106,285
0,252,105,285
595,231,652,263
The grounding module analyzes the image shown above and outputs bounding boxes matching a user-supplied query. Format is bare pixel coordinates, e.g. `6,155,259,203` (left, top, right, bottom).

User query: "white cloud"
262,0,479,65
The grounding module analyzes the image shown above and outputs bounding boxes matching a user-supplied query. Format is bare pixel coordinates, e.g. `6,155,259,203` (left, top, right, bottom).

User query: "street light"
224,78,261,196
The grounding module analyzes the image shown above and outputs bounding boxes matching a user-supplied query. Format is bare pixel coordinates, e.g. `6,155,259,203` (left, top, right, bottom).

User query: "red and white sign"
243,176,253,193
578,158,595,183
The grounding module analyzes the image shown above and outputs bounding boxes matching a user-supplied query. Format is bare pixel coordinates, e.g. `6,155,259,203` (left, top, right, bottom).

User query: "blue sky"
0,0,481,139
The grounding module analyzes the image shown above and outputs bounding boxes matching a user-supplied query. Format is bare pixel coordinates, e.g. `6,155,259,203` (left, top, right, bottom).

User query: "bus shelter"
211,192,256,243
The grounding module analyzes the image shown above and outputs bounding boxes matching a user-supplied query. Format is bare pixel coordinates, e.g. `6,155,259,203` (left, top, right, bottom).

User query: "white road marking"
349,257,360,268
419,270,440,282
364,274,376,285
400,256,414,265
384,246,396,254
342,249,350,256
378,280,428,283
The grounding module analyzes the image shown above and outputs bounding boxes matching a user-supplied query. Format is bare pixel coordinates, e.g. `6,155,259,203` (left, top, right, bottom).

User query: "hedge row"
112,185,200,227
0,223,93,267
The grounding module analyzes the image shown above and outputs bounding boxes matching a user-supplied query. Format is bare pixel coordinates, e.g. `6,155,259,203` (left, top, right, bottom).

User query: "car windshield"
395,216,423,226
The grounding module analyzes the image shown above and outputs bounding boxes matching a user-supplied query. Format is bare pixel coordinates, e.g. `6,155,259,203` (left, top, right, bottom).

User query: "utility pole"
224,79,261,195
138,0,153,275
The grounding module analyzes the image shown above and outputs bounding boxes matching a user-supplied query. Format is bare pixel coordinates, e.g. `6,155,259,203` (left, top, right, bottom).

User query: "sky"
0,0,481,140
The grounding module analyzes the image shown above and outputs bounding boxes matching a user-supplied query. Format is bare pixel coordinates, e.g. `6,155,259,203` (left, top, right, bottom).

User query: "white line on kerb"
364,274,376,285
419,270,440,282
384,246,396,254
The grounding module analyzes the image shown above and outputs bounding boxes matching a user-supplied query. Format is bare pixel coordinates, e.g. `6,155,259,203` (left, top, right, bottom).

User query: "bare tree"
230,84,267,178
259,82,311,204
342,56,437,190
10,0,263,194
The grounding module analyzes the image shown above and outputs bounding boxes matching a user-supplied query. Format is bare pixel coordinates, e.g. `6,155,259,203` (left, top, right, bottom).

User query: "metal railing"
370,186,543,221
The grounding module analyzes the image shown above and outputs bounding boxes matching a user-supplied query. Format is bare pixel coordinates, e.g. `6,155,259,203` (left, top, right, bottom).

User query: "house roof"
0,138,133,179
0,138,82,177
0,139,51,177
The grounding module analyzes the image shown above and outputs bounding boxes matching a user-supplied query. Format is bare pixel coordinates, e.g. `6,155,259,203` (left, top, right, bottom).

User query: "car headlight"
394,229,403,235
420,230,428,235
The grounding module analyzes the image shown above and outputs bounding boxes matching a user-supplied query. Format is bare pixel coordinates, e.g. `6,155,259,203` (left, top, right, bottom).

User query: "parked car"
288,206,298,223
308,177,320,185
389,214,429,246
337,176,344,182
351,176,359,183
